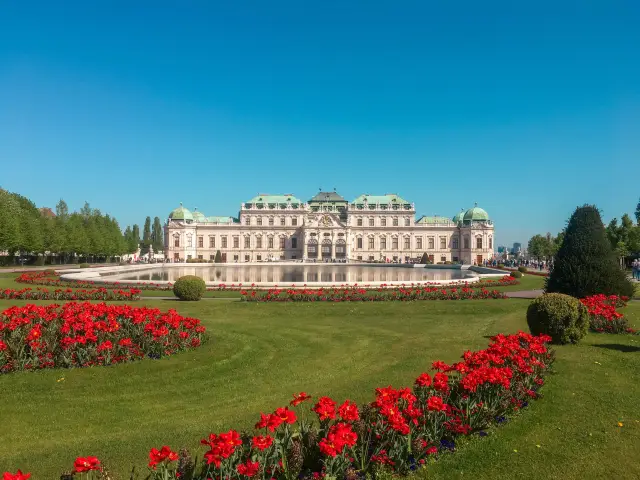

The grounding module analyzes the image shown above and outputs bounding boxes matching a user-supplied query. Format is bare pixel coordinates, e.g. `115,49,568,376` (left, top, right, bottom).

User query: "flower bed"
0,302,206,373
3,332,553,479
0,287,141,301
241,286,507,302
580,294,635,334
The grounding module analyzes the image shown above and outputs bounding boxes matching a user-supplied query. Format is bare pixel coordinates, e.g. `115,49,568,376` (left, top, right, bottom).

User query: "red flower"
433,372,449,392
415,373,432,387
290,392,311,406
338,400,360,421
426,446,438,455
251,435,273,451
274,407,297,424
3,471,31,480
237,460,260,477
313,396,337,421
73,456,101,473
148,446,179,468
427,396,447,412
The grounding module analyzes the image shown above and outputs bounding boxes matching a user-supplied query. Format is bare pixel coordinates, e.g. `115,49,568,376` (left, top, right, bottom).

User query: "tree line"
0,188,165,265
528,198,640,265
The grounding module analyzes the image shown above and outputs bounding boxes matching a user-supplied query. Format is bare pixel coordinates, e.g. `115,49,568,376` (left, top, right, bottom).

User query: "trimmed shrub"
43,269,56,275
546,205,634,298
510,270,523,278
419,252,429,264
173,275,206,301
214,250,223,263
526,293,589,344
518,266,527,273
79,263,90,268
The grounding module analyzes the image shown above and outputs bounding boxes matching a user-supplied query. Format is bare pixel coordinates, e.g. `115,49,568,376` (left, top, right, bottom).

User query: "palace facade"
164,192,494,265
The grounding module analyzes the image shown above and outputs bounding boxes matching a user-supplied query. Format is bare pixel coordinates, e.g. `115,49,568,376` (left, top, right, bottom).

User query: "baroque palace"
164,191,494,265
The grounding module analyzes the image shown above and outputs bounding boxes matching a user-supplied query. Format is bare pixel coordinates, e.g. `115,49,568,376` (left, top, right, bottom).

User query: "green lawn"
0,296,638,479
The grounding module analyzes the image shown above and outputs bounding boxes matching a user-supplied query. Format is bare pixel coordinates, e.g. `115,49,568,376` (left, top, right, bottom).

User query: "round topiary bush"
173,275,206,301
526,293,589,344
518,266,527,273
79,263,90,268
510,270,523,278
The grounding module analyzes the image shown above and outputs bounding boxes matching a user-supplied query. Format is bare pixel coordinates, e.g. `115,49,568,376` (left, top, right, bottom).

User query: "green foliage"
151,216,164,253
34,256,45,266
546,205,635,298
635,197,640,225
140,216,152,255
419,252,429,264
214,250,222,263
510,270,523,278
173,275,206,301
518,266,527,273
526,293,589,344
79,263,90,268
527,233,558,260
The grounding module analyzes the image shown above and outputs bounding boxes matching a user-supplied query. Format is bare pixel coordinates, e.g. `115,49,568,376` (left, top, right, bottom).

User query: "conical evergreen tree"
546,205,634,298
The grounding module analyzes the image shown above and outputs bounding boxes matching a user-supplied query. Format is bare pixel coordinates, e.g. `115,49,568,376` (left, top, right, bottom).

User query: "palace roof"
416,216,453,225
245,194,303,207
308,191,347,203
351,194,412,207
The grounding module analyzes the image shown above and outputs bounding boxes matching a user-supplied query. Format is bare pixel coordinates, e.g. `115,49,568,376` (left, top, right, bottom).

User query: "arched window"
489,237,493,249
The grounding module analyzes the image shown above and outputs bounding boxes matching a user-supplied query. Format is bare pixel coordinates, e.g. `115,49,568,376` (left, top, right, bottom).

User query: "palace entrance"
335,239,346,259
321,239,332,260
307,239,318,259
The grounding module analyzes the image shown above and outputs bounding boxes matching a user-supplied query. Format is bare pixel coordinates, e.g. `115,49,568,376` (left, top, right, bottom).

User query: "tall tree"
141,216,152,255
546,205,634,298
55,199,69,220
0,189,22,255
635,198,640,225
131,224,140,253
151,217,164,254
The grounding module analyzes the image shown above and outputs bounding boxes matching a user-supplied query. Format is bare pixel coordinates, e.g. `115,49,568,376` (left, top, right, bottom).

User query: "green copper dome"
192,209,206,222
463,204,489,222
452,208,465,224
169,203,193,222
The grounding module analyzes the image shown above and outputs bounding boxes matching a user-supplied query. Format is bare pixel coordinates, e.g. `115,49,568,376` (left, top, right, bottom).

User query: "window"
198,237,203,248
257,217,263,226
392,237,398,250
368,237,374,249
257,255,262,261
416,237,423,249
291,237,297,249
244,237,250,249
381,217,387,227
404,218,410,226
279,237,285,249
428,238,434,249
357,237,363,249
476,237,483,249
209,236,215,248
357,256,363,261
268,217,274,226
393,218,398,226
380,237,387,249
280,217,285,226
441,256,446,262
404,237,410,249
233,237,239,248
489,237,493,249
187,255,192,260
440,237,446,249
268,237,274,248
292,217,298,226
198,255,203,260
222,253,227,262
245,255,250,262
221,236,228,248
210,254,215,260
452,237,459,249
464,237,470,249
357,218,363,226
369,218,374,227
174,236,179,247
256,237,262,249
245,217,251,225
233,254,238,262
187,235,193,247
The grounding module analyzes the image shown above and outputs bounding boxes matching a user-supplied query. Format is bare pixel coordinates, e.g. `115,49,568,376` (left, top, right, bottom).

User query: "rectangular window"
233,237,239,249
257,217,263,226
476,237,483,249
292,218,297,226
198,237,203,248
368,237,374,249
221,236,227,248
245,255,250,262
257,237,262,249
187,236,193,247
268,217,274,226
279,237,285,249
404,238,410,249
464,237,469,249
440,237,446,249
369,218,374,227
210,254,215,261
209,237,215,248
357,218,363,226
441,256,447,262
381,218,387,227
198,255,203,260
380,237,387,249
357,238,363,249
280,217,285,226
245,217,251,225
222,253,227,262
268,237,274,248
291,237,297,249
257,255,262,261
244,237,250,249
416,237,423,249
405,218,410,226
392,237,398,250
452,237,459,249
393,218,398,226
174,237,179,247
489,237,493,249
428,238,434,249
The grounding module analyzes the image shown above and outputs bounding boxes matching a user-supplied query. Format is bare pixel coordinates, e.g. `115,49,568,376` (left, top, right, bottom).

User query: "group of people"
632,258,640,281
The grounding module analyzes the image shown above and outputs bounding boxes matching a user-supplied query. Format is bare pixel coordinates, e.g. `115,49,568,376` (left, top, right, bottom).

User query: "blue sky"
1,1,638,246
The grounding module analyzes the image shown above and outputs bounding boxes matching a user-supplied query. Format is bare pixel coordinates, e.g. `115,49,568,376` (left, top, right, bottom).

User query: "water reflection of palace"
121,265,470,284
164,191,495,266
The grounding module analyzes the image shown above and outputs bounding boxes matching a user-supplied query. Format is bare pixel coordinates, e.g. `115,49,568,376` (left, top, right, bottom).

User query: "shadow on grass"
592,343,640,353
